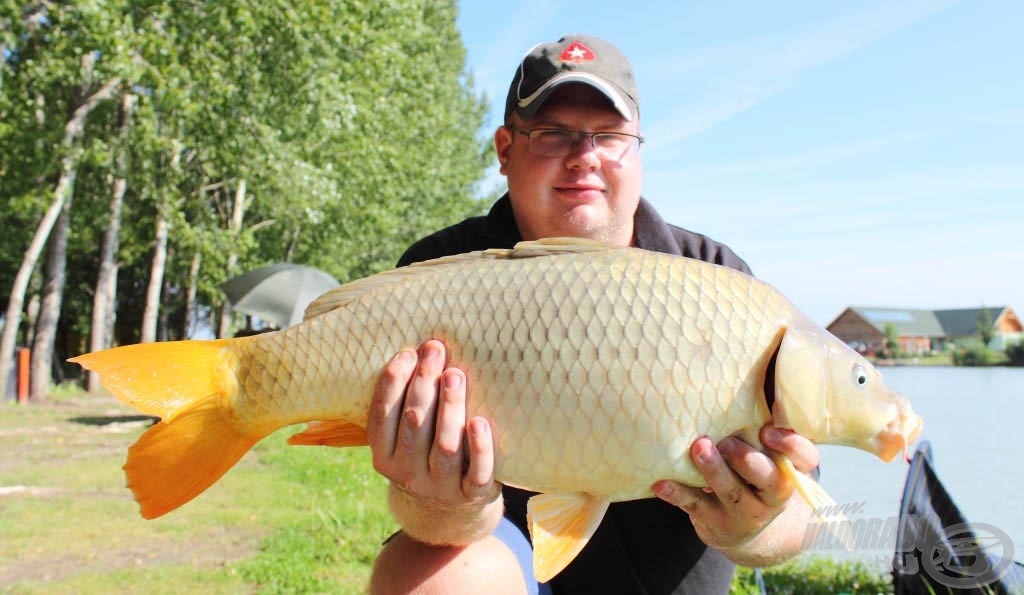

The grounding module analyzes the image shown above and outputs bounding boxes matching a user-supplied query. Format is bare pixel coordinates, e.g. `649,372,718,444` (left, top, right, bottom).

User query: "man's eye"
537,131,570,142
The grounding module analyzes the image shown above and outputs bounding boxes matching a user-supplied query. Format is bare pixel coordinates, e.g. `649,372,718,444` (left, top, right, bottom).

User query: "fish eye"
852,364,868,387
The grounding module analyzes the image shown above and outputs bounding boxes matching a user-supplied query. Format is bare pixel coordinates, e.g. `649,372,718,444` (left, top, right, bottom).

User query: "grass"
0,391,394,594
2,390,901,594
733,557,893,594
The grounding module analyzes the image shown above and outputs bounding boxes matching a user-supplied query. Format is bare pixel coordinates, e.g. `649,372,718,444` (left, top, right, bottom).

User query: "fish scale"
70,238,923,582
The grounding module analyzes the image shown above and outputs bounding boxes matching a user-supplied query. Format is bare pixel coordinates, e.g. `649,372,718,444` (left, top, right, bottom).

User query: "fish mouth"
866,396,924,462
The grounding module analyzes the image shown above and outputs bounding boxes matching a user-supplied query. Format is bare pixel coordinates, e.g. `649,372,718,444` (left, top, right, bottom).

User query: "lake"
813,365,1024,564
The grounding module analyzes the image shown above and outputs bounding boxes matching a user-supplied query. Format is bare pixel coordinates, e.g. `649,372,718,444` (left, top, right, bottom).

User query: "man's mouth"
556,184,605,199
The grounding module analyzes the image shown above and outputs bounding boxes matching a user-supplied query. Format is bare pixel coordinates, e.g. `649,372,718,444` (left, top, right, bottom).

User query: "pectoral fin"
287,421,368,447
771,453,854,550
527,492,610,583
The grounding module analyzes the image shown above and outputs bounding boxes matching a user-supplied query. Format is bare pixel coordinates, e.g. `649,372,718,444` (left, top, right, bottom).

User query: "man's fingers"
761,426,820,473
652,480,704,512
462,417,497,499
396,341,446,464
717,437,790,508
430,369,467,480
368,349,417,464
691,437,749,511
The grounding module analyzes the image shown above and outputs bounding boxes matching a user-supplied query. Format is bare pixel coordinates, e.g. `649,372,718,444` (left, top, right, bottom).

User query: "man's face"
495,85,643,246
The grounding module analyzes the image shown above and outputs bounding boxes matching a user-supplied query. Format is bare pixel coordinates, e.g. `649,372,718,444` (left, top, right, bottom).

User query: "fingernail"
396,350,416,367
444,371,463,390
653,481,675,499
421,341,442,361
718,438,737,456
694,438,715,464
468,418,488,438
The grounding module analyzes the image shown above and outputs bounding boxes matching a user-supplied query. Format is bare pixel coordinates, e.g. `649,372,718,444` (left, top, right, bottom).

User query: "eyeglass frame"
506,124,644,160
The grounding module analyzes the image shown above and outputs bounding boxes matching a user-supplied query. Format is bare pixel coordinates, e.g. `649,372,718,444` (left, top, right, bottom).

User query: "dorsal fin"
490,237,619,258
303,238,622,320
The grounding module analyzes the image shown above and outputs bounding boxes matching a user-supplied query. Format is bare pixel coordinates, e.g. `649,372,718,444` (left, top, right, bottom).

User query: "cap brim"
516,72,636,121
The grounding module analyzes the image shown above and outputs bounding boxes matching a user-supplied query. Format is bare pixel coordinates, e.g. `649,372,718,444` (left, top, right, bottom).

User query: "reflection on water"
813,366,1024,561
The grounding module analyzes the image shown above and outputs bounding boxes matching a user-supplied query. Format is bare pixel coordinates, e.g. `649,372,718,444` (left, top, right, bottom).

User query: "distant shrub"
952,342,996,366
1007,340,1024,366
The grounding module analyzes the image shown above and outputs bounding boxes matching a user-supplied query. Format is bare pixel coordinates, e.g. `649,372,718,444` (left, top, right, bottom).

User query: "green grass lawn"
1,391,895,594
0,392,394,594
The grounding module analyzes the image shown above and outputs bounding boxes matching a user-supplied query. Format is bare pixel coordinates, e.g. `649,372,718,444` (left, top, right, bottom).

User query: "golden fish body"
234,241,781,500
72,238,923,581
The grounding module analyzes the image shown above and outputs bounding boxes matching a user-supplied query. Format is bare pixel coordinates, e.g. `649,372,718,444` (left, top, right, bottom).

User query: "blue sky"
456,0,1023,326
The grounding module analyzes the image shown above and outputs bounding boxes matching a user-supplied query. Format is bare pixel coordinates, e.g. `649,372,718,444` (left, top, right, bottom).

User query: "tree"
1006,340,1024,367
3,0,491,394
977,307,994,346
87,92,134,391
0,65,121,398
0,1,132,399
883,323,901,359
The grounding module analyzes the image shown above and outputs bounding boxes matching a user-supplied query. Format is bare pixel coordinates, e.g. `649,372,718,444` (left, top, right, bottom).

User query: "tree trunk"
88,92,133,391
0,76,120,397
285,225,301,262
24,295,40,349
218,179,247,339
140,141,181,344
158,246,174,341
30,197,73,401
184,251,201,338
140,211,168,343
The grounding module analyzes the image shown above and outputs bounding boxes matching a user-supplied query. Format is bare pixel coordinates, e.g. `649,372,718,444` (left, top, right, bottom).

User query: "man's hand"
652,425,819,565
367,340,503,545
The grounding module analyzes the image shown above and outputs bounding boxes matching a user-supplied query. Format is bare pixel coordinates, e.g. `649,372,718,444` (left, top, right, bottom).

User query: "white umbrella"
221,263,340,329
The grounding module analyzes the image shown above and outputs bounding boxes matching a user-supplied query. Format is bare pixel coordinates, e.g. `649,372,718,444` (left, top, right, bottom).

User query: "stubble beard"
563,205,629,244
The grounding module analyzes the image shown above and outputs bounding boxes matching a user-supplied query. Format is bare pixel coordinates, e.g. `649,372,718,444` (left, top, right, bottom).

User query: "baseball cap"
504,34,640,122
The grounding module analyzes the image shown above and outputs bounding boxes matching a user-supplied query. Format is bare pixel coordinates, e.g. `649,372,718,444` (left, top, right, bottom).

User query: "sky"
455,0,1023,326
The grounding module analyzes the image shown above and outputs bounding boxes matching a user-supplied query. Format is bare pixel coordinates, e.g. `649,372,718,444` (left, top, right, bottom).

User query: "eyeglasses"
507,125,644,161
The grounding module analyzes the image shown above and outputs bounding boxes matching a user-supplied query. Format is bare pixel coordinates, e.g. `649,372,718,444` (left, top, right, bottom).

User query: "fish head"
771,323,924,461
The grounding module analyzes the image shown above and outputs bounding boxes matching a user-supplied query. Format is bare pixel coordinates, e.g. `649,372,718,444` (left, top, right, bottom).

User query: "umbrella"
221,263,340,329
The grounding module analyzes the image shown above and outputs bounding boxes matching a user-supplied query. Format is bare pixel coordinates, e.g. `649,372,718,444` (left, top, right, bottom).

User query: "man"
368,34,819,594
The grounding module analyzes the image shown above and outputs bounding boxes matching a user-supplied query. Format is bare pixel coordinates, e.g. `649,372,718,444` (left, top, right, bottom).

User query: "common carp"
71,238,923,582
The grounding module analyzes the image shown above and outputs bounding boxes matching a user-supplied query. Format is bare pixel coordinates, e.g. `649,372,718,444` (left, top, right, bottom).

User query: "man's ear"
494,125,513,174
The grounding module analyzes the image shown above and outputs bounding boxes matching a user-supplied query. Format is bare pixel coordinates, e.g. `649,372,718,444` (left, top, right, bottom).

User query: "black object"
893,440,1024,594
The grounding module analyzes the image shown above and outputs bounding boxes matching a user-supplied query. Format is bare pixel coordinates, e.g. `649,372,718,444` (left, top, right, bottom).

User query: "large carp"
72,238,923,581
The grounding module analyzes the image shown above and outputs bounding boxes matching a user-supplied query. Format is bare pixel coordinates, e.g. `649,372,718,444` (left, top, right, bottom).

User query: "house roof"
934,307,1007,336
846,306,1010,337
850,307,946,336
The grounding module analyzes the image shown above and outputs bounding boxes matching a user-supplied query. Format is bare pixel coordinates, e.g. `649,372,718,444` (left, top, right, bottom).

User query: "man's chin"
558,208,628,244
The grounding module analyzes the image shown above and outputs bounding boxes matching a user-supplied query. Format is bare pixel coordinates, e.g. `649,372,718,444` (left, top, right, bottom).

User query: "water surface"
814,366,1023,563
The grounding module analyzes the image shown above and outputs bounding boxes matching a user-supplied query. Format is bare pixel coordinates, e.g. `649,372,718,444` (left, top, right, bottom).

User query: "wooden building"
826,306,1023,355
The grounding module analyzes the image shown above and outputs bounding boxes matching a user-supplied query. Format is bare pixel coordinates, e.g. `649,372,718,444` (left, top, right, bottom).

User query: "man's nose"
565,134,601,168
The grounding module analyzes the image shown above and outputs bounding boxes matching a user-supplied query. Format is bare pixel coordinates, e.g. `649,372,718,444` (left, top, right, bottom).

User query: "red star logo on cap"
559,41,595,63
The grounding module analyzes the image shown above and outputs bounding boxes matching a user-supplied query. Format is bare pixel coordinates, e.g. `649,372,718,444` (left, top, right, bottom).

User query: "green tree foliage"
2,1,490,383
977,307,994,345
883,322,901,359
952,341,996,367
1005,340,1024,366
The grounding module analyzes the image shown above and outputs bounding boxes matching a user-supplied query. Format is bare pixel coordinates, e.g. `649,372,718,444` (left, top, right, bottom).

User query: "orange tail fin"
70,340,264,519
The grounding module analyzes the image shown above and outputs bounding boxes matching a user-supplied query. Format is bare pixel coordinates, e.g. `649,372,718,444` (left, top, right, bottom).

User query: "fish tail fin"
772,453,856,551
70,339,263,518
126,402,260,518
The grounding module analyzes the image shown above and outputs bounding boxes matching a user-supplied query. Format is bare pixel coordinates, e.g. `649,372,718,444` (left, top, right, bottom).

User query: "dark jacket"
398,194,751,595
